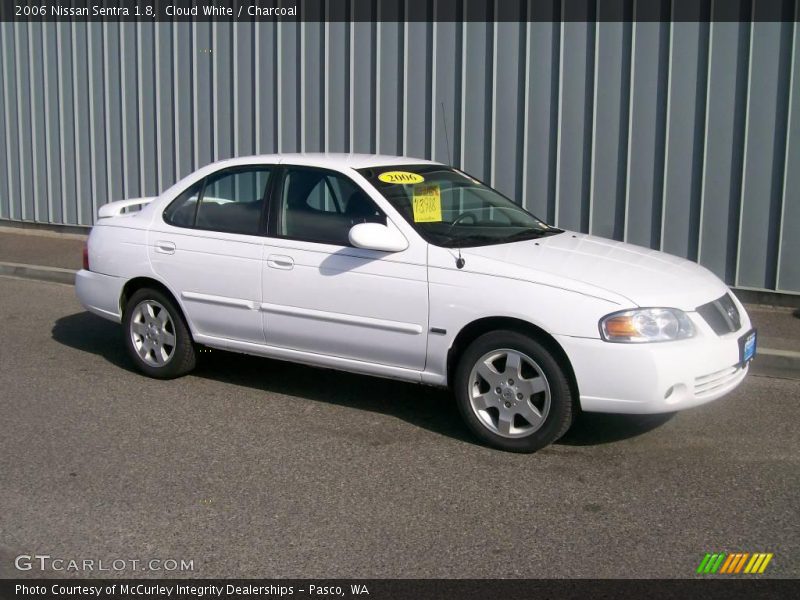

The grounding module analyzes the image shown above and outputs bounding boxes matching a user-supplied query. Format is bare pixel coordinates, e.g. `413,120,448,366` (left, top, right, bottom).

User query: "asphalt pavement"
0,276,798,579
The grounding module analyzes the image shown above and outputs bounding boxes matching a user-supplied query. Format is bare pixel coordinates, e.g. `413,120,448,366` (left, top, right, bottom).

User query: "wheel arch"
446,316,580,407
120,277,194,337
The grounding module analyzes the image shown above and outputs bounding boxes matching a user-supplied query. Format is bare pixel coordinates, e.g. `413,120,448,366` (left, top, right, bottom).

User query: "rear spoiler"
97,197,155,219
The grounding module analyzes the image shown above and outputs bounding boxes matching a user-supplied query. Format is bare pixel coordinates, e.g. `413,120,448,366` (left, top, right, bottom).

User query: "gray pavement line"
758,347,800,359
745,304,798,314
0,273,75,287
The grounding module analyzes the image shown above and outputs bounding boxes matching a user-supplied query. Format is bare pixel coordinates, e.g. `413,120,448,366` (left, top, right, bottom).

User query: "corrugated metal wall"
0,16,798,293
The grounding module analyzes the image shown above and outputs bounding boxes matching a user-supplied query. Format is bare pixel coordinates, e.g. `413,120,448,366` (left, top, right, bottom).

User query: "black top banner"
0,0,798,23
1,579,799,600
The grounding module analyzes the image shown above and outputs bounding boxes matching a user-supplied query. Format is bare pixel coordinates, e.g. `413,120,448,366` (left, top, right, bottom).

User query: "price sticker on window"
412,184,442,223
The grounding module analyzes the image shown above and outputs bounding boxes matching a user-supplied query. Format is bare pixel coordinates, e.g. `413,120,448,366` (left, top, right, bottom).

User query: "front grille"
697,293,741,335
694,364,743,398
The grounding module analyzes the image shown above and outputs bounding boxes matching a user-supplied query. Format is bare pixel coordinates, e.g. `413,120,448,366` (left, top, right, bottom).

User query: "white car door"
149,166,272,345
260,165,429,371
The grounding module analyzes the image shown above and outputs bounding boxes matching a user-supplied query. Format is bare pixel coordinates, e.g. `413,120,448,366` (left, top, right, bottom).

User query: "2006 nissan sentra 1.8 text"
76,154,756,452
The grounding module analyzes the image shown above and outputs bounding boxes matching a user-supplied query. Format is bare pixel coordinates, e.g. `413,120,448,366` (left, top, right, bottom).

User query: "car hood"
458,231,728,311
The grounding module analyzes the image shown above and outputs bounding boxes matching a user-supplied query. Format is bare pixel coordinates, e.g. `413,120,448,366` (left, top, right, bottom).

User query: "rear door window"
163,167,272,235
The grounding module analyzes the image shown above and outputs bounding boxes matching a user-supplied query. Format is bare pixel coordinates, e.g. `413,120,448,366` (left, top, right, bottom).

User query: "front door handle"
155,240,176,254
267,255,294,270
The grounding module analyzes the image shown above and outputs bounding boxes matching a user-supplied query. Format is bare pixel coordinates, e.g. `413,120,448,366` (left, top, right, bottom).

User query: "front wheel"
454,330,574,453
122,287,196,379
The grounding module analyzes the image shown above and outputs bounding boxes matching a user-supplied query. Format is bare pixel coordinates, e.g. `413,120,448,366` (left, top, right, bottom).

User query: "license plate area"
739,329,757,366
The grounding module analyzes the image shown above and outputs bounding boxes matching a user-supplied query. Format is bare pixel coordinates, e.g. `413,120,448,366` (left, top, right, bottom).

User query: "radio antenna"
440,101,452,166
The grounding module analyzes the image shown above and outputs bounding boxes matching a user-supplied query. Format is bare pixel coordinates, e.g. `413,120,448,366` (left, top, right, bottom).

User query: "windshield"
357,164,561,247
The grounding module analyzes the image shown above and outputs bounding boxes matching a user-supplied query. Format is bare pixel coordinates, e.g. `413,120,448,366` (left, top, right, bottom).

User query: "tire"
454,330,574,453
122,287,196,379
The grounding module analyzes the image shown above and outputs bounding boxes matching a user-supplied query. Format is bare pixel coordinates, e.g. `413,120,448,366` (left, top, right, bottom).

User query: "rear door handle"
267,255,294,270
155,240,176,254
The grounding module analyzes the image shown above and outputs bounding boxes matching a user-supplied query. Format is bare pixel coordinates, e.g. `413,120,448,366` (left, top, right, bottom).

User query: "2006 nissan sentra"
76,154,756,452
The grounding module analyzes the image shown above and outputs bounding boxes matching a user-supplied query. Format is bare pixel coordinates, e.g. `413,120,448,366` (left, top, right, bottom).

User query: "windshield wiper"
502,229,549,243
440,227,560,249
441,234,497,248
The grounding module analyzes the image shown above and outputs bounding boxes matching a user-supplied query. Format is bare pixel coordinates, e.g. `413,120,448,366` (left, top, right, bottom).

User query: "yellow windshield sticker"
412,184,442,223
378,171,425,184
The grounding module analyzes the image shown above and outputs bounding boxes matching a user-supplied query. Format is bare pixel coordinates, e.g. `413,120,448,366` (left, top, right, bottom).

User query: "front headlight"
599,308,695,343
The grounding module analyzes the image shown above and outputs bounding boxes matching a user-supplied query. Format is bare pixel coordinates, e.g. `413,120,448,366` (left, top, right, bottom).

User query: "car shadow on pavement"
52,311,675,448
558,412,675,446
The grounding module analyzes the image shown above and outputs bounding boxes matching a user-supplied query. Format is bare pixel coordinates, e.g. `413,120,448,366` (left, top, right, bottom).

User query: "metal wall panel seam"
457,9,464,167
697,17,715,264
276,22,282,153
324,12,330,153
430,9,437,160
154,25,163,192
659,20,674,253
622,20,637,243
348,9,354,152
734,15,756,288
300,20,305,153
42,24,54,221
693,21,712,263
3,24,17,220
102,22,113,204
458,16,466,167
0,25,7,219
776,15,797,291
27,21,39,221
120,24,130,198
374,12,381,153
346,18,352,153
489,15,498,186
136,22,145,196
232,23,239,156
554,20,565,227
14,24,26,220
211,22,218,161
56,23,68,219
618,21,633,241
400,14,407,159
588,19,600,234
254,22,260,155
73,21,84,221
372,19,377,153
402,12,409,156
520,18,530,209
118,24,129,195
172,21,180,180
191,21,199,169
87,24,98,219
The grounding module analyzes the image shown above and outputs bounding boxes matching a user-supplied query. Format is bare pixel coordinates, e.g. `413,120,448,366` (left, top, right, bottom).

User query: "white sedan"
76,154,756,452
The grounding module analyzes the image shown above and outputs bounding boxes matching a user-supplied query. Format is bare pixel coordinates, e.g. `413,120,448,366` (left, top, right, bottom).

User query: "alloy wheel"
129,299,177,367
467,348,551,438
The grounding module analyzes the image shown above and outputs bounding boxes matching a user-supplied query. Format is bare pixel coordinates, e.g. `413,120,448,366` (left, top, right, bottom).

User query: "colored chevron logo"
696,552,774,574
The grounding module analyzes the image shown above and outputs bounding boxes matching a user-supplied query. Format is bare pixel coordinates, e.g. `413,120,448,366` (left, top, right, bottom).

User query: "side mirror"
348,222,408,253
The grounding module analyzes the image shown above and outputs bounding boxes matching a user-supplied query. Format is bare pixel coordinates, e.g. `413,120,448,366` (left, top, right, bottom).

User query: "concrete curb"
0,262,76,285
1,261,798,380
750,348,800,380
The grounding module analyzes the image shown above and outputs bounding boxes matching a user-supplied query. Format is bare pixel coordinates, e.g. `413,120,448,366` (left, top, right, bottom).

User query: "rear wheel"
454,330,573,452
122,287,196,379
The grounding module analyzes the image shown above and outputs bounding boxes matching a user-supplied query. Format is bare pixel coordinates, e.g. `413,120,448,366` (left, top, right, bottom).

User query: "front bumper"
555,312,752,414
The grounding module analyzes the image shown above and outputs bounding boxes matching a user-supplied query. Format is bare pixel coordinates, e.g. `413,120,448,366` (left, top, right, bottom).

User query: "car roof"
207,153,442,171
